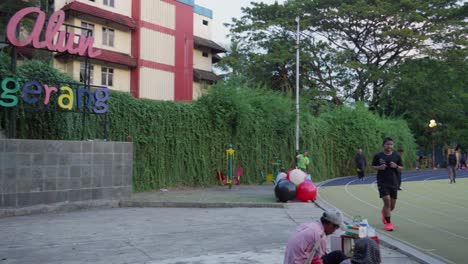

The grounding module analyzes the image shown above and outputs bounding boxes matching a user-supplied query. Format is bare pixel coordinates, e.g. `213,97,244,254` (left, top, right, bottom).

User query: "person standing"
283,209,345,264
461,152,467,170
397,149,404,190
297,151,310,172
354,148,367,181
447,148,457,183
371,137,403,232
416,156,423,170
455,146,461,170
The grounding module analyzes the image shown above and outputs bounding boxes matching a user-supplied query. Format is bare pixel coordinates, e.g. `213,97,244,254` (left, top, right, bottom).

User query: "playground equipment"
259,159,282,185
216,144,242,189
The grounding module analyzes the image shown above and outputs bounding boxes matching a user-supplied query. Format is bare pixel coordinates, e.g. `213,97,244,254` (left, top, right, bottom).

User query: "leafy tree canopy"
223,0,467,109
379,49,468,149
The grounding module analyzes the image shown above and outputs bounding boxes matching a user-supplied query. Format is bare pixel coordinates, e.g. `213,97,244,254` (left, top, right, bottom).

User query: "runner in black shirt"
372,137,403,232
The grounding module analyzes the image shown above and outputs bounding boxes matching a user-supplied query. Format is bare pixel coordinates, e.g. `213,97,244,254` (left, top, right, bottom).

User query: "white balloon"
289,169,306,185
275,172,287,185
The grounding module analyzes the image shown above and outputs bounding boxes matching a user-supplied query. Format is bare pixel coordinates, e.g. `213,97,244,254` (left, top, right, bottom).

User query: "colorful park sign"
6,7,101,57
0,77,109,114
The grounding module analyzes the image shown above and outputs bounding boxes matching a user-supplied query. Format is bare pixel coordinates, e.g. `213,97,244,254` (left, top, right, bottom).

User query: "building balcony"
62,1,136,31
56,48,137,68
193,36,226,54
193,68,221,83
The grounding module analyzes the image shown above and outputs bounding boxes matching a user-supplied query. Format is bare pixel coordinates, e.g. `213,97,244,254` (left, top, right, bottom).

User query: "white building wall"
141,0,175,29
192,82,202,100
193,13,212,39
70,18,132,55
193,49,212,71
140,28,175,66
53,60,130,93
140,68,174,101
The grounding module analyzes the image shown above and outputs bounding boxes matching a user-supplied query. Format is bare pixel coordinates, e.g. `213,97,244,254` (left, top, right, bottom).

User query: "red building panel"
130,0,142,98
173,1,194,101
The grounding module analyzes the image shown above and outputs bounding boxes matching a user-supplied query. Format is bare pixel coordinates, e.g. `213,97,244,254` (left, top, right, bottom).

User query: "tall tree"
225,0,467,109
379,53,468,149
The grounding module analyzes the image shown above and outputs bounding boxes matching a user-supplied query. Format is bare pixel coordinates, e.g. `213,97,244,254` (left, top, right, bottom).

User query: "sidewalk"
123,184,433,263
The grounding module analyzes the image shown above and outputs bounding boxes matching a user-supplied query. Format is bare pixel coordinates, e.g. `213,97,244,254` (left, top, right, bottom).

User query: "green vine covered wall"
0,56,416,191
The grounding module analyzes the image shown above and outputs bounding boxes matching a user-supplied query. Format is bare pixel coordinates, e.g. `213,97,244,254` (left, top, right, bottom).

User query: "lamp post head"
429,119,437,128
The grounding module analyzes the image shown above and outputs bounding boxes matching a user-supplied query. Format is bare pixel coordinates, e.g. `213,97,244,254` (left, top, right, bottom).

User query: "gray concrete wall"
0,139,133,208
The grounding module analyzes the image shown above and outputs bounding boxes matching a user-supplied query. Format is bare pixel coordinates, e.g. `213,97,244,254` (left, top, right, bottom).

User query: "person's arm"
371,155,386,171
390,155,404,171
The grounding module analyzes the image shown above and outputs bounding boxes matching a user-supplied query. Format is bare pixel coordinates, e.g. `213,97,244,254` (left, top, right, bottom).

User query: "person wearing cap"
284,209,346,264
371,137,403,232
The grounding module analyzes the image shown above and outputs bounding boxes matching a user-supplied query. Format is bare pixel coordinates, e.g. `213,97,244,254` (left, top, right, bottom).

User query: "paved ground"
0,198,418,264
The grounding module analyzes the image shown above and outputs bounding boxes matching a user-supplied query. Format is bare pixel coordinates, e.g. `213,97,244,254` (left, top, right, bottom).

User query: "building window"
202,51,209,57
103,0,114,7
101,67,114,86
80,22,94,37
80,63,94,84
102,27,114,47
202,20,208,26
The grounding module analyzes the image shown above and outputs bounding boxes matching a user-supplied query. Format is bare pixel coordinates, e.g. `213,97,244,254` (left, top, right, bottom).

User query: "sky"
195,0,285,48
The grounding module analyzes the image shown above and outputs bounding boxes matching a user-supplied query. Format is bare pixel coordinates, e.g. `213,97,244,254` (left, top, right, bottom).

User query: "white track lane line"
317,177,458,260
420,175,468,202
344,178,468,241
370,179,468,212
363,178,468,224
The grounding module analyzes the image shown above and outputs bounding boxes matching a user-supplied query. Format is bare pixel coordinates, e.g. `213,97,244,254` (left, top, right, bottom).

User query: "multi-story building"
52,0,224,101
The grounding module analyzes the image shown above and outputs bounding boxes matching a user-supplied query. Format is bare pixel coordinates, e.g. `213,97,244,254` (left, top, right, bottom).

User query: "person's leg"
382,195,392,219
448,167,454,183
390,198,397,211
453,167,456,183
382,195,394,231
378,186,390,224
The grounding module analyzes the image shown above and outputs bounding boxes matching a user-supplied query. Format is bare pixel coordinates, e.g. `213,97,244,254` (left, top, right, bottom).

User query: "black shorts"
378,185,398,199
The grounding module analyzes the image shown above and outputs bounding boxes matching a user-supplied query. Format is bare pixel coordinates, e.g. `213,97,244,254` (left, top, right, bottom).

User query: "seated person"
284,209,346,264
340,237,380,264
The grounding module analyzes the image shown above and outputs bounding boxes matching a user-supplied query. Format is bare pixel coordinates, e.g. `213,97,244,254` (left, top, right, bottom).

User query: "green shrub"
1,57,417,191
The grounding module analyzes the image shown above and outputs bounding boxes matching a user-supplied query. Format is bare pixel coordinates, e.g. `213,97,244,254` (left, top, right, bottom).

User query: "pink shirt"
284,221,327,264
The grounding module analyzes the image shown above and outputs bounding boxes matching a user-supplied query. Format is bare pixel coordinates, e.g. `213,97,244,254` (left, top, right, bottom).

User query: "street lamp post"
295,14,310,166
429,119,437,169
295,16,300,161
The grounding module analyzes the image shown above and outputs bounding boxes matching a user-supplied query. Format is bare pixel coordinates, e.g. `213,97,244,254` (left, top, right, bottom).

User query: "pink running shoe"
385,222,394,231
381,210,387,224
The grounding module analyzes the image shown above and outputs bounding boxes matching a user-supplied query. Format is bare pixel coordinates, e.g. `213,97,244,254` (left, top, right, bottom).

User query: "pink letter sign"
6,7,101,58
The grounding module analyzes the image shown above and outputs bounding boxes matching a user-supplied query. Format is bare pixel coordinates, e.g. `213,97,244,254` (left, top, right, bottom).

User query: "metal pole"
432,138,435,169
295,16,300,163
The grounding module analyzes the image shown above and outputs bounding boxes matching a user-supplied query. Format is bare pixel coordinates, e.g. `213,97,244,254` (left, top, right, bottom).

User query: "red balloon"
286,169,293,181
296,181,317,202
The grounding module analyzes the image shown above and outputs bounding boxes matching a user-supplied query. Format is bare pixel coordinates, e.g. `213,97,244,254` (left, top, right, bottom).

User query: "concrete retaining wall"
0,139,133,208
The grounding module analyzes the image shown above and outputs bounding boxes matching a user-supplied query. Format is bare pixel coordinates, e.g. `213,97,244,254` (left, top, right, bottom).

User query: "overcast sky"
195,0,285,48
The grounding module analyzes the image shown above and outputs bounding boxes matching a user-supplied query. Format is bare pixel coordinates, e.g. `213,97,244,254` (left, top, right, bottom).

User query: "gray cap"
323,210,345,229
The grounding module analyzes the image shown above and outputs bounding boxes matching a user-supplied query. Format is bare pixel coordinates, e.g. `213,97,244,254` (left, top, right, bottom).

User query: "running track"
316,168,468,264
318,169,468,187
